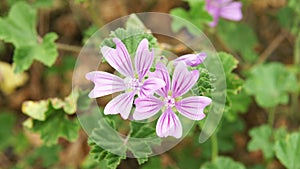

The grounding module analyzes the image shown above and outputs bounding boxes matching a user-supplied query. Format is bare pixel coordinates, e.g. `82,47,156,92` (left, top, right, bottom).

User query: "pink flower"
133,62,212,138
86,38,165,119
173,52,207,67
205,0,243,27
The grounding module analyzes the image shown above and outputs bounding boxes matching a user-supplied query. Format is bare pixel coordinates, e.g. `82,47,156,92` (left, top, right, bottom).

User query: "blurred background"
0,0,299,169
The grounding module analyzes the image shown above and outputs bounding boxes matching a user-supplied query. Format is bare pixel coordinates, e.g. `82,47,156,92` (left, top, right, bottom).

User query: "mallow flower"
173,52,207,67
86,38,165,119
205,0,243,27
133,62,212,138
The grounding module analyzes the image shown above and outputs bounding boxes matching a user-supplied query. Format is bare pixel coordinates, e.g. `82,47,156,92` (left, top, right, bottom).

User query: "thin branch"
56,42,82,53
255,31,286,65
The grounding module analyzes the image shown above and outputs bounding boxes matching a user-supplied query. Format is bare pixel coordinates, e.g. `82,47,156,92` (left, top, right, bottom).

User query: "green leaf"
13,32,58,73
201,156,246,169
170,0,212,35
22,90,82,145
32,106,80,145
62,89,79,114
0,112,16,150
141,157,162,169
0,112,30,154
89,116,159,168
127,122,159,164
22,100,49,121
7,0,54,8
224,89,251,121
219,52,238,74
248,125,274,159
219,52,243,95
0,2,37,47
81,154,104,169
275,132,300,169
82,25,99,45
217,20,259,63
278,0,300,35
27,145,61,168
244,63,298,108
218,52,244,121
125,14,147,30
101,28,158,56
0,2,58,73
88,139,126,169
217,119,244,152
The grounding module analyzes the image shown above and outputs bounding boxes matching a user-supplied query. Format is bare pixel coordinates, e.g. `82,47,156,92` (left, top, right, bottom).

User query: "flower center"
164,96,175,108
125,78,142,91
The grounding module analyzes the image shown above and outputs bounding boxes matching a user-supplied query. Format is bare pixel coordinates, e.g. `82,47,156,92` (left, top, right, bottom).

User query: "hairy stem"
268,107,276,128
211,133,218,162
292,33,300,120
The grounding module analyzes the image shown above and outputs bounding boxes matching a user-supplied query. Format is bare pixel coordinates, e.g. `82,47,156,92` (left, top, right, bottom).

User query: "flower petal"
135,39,154,80
86,71,126,98
104,91,135,119
139,77,166,98
175,96,212,120
171,62,199,98
133,96,164,120
148,63,170,97
220,1,243,21
156,108,182,139
173,52,207,67
205,0,221,27
101,38,134,78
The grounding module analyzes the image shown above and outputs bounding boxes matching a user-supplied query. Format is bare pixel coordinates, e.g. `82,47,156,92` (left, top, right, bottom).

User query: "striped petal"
175,96,212,120
148,63,170,97
101,38,134,78
171,62,199,98
104,91,135,119
139,77,166,98
135,39,154,80
86,71,126,98
156,108,182,139
173,52,207,67
133,96,164,120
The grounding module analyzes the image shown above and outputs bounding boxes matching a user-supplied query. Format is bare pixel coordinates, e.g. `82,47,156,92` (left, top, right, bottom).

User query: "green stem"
292,33,300,120
211,133,218,162
268,107,276,128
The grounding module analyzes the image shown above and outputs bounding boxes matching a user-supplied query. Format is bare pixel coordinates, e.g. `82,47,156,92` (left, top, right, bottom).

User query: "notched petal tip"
156,108,183,139
112,38,122,44
103,92,135,120
139,38,149,47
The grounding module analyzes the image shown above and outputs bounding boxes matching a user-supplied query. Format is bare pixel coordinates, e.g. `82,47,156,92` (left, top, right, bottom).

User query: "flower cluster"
86,38,212,138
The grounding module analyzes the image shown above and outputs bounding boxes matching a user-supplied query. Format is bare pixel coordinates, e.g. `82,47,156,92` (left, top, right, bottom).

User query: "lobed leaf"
244,62,298,108
247,125,274,160
201,156,246,169
0,2,58,73
275,132,300,169
22,90,82,145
